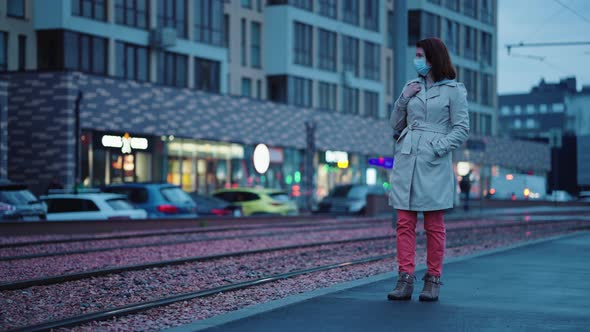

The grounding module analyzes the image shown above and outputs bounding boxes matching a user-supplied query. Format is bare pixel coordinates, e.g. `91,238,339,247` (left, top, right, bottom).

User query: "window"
526,104,536,114
224,14,229,47
423,12,440,39
157,51,188,87
481,32,492,65
241,19,247,66
194,0,224,46
408,10,421,45
343,0,359,26
241,0,251,8
444,19,460,55
72,0,106,21
462,0,477,18
364,41,380,81
480,0,493,24
513,119,521,129
539,104,548,113
342,87,359,115
0,32,6,71
386,57,391,95
290,76,312,107
242,77,252,97
463,68,477,102
157,0,187,38
319,0,337,19
267,75,287,103
481,114,491,135
319,81,337,111
250,22,261,68
463,26,476,60
514,105,522,115
408,10,440,46
115,0,149,29
116,42,150,81
552,103,565,112
195,57,220,92
388,11,394,48
293,22,313,67
444,0,459,11
428,0,441,4
481,73,493,106
290,0,312,11
501,106,510,116
525,119,536,129
318,29,337,72
18,35,26,71
342,35,359,76
44,198,99,213
7,0,25,18
364,0,379,31
64,32,108,75
364,90,379,118
256,79,262,98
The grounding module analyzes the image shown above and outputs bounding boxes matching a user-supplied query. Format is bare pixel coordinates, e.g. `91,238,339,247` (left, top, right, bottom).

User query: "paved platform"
167,232,590,332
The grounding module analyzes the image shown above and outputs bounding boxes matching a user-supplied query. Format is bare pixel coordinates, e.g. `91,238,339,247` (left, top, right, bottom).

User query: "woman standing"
387,37,469,302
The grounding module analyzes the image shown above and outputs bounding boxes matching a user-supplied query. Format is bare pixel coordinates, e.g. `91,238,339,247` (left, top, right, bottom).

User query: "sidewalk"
167,231,590,332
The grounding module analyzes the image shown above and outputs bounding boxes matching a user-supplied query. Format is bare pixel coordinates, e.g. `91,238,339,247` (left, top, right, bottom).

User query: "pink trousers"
396,209,446,277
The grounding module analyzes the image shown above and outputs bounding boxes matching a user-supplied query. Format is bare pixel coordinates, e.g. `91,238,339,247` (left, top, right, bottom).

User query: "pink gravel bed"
0,239,395,330
0,223,387,258
0,227,395,283
67,229,580,332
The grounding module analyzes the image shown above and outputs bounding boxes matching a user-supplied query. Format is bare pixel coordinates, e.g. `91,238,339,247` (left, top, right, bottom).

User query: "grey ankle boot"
387,272,415,301
419,274,443,302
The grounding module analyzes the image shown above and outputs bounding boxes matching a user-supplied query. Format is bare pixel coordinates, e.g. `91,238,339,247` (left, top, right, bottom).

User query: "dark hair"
416,38,456,82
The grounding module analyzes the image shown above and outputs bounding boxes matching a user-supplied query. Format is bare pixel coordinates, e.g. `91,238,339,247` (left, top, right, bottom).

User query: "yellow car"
212,188,299,216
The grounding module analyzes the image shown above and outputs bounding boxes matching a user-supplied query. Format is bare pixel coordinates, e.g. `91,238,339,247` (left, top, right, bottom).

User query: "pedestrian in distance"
387,37,470,302
459,170,473,211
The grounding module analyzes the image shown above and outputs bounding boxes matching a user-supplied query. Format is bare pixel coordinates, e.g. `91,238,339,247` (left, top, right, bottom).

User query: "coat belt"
399,121,450,155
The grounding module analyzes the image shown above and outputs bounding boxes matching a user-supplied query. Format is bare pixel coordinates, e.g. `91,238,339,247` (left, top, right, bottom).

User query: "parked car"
0,179,46,221
212,188,298,216
41,193,147,221
316,184,386,215
189,192,243,217
102,183,198,219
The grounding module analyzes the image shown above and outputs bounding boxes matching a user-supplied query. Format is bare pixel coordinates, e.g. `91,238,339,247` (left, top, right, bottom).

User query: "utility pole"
304,121,316,213
74,91,83,194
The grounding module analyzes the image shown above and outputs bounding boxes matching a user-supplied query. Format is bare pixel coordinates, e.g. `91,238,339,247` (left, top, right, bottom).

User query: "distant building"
499,77,590,194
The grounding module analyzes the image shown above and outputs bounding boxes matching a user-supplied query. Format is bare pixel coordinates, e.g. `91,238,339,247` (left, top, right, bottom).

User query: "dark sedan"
189,193,243,217
0,179,46,221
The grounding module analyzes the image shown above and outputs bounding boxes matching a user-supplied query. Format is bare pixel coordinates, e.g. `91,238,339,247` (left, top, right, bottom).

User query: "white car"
41,193,147,221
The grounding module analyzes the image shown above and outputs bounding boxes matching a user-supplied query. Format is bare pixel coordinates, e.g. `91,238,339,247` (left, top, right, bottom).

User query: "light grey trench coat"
388,77,470,211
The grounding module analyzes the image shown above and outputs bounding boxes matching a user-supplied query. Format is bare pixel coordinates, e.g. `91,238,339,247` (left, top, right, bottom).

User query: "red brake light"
211,208,230,216
157,204,179,214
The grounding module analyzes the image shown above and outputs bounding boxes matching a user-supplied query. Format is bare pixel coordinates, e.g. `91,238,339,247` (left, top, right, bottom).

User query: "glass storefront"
82,131,162,187
167,138,244,193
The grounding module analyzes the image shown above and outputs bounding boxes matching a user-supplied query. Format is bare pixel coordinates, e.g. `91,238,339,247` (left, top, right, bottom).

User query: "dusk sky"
497,0,590,94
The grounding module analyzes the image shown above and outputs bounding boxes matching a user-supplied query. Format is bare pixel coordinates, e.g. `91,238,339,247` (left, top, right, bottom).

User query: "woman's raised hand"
402,82,421,98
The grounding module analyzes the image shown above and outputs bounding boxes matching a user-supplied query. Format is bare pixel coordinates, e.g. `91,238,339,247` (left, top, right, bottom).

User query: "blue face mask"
413,57,431,76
